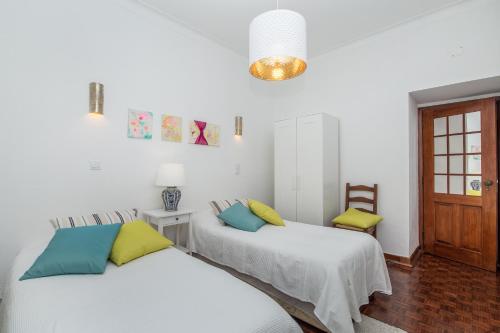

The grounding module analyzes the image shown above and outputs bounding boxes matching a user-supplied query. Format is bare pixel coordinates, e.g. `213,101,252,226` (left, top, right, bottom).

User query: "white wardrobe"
274,113,339,226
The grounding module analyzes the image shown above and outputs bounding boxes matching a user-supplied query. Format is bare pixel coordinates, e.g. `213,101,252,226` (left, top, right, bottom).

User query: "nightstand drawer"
155,214,190,226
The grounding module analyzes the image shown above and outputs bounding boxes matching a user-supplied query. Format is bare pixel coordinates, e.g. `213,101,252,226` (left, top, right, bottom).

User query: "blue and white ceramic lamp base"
162,187,182,211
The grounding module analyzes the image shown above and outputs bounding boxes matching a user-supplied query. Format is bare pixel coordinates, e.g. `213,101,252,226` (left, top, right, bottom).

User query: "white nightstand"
143,209,194,255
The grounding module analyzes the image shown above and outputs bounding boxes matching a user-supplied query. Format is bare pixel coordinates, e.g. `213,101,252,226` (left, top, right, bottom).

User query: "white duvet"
192,210,392,333
0,238,301,333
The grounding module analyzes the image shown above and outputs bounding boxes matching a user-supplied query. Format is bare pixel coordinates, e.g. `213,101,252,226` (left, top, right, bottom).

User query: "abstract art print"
205,123,220,146
189,120,220,146
161,115,182,142
128,110,153,139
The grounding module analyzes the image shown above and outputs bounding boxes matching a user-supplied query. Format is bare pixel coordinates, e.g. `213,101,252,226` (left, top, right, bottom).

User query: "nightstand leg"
157,222,163,235
176,224,180,246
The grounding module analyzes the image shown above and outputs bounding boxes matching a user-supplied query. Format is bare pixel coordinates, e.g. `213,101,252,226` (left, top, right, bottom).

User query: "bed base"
194,254,330,332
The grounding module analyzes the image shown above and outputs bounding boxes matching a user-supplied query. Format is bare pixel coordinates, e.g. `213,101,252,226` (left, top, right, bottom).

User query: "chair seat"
332,208,382,229
333,223,377,237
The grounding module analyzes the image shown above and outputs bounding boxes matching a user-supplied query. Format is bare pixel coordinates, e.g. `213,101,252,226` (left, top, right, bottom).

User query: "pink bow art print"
189,120,220,146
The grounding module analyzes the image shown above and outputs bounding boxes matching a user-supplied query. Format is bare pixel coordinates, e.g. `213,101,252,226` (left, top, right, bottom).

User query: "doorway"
420,98,498,271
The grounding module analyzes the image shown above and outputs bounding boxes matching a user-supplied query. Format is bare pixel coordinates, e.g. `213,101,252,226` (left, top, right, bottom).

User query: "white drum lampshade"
155,163,185,187
249,9,307,81
156,163,185,211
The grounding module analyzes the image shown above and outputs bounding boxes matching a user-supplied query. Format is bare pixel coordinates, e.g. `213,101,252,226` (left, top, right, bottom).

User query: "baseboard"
384,246,422,270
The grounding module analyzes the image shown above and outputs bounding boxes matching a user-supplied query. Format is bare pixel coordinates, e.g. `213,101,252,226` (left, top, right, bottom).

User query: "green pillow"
20,224,121,281
218,203,266,232
332,208,383,229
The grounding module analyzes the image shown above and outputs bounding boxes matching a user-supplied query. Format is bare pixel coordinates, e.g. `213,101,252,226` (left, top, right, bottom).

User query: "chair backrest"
345,183,378,214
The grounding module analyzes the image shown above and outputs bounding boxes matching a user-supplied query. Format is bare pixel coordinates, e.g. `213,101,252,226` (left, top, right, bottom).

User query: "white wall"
2,0,499,295
272,0,500,257
0,0,273,292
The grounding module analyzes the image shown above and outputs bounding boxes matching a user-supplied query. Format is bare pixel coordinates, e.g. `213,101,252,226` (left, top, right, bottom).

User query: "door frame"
417,97,499,268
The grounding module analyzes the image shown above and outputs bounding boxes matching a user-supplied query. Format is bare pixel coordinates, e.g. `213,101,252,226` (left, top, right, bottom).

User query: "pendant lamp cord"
276,0,279,9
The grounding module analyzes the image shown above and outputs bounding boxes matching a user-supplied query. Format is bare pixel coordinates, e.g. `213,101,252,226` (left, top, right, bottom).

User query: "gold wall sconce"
89,82,104,115
235,116,243,136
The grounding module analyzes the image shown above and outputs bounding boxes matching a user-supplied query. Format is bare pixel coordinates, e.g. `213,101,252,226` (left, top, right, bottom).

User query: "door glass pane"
449,135,463,154
434,156,447,173
434,117,447,136
449,155,463,174
466,155,481,174
448,115,463,134
466,176,481,196
466,133,481,153
435,175,447,193
449,176,464,195
467,155,481,174
434,136,447,155
466,111,481,132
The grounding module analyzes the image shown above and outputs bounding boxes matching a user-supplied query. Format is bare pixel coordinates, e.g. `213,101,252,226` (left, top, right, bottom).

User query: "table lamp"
155,163,185,211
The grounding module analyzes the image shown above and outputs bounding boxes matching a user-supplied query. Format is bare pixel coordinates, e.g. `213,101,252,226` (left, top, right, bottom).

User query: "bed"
0,237,301,333
191,209,392,333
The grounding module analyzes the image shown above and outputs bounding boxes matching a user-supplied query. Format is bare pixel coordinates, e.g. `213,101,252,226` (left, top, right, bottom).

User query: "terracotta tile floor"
298,254,500,333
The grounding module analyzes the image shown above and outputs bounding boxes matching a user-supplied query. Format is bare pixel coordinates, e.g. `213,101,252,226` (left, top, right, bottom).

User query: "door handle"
484,179,494,190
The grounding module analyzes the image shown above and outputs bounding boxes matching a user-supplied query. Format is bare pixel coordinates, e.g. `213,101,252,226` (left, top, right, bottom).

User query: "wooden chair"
333,183,379,238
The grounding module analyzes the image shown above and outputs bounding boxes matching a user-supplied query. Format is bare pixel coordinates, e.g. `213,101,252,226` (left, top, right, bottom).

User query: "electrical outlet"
89,160,102,171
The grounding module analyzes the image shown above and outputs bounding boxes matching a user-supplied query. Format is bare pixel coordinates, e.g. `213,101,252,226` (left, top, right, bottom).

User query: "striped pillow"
50,209,138,229
209,199,248,225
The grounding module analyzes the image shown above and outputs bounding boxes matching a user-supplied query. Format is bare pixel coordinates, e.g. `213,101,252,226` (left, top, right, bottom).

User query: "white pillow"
208,199,248,225
50,208,138,229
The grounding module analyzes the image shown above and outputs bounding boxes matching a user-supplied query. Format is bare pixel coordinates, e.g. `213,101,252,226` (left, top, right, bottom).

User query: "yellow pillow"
332,208,383,229
248,200,285,226
110,220,174,266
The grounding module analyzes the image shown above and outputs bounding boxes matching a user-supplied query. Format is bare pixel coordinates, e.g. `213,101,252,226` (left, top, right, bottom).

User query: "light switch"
89,160,102,171
235,163,241,175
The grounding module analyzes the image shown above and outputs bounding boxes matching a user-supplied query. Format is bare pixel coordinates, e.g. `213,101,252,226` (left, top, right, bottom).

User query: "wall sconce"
235,116,243,136
89,82,104,115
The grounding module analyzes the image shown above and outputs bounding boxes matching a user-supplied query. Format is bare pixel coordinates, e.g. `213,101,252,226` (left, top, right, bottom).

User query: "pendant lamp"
249,2,307,81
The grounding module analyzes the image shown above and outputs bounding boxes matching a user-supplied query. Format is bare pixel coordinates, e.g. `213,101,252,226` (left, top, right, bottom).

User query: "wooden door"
274,118,297,221
297,114,324,225
422,98,497,271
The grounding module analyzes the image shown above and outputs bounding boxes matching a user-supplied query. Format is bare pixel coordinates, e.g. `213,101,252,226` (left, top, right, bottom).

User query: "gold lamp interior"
249,56,307,81
89,82,104,115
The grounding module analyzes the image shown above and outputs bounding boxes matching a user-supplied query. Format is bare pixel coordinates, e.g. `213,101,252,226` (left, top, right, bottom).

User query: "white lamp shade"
155,163,185,187
249,9,307,81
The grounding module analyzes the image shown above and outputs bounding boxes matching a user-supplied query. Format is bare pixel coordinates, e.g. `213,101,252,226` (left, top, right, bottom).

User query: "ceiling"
138,0,464,58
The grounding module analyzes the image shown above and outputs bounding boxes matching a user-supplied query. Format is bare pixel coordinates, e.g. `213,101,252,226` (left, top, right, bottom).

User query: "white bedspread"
192,210,392,333
0,238,301,333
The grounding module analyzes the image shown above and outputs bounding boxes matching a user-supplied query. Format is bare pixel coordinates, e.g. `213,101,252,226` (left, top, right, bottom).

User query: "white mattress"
0,238,301,333
192,210,392,333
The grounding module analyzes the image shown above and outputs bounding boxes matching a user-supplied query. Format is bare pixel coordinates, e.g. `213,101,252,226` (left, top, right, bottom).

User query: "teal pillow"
217,203,266,232
20,224,121,281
